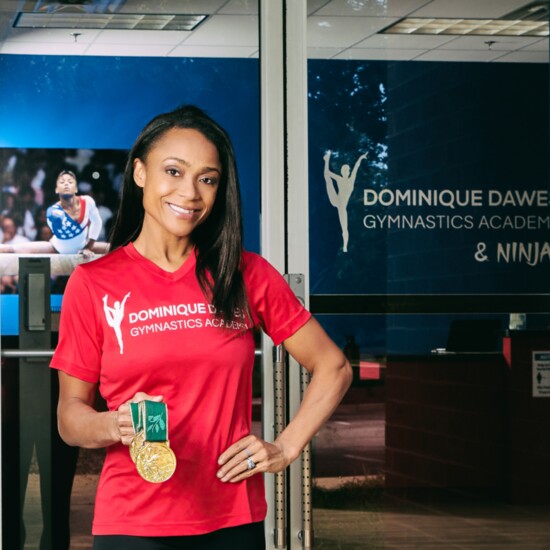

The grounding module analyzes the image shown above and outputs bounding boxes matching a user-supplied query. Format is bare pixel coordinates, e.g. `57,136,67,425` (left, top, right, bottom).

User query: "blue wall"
0,54,260,251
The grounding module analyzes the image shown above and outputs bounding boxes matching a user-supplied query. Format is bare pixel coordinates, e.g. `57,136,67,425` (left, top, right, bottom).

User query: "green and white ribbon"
143,400,168,442
130,401,143,434
130,400,168,441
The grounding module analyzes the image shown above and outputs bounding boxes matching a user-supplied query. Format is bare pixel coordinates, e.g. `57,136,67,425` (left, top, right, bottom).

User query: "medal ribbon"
142,400,168,442
129,401,168,440
129,402,142,434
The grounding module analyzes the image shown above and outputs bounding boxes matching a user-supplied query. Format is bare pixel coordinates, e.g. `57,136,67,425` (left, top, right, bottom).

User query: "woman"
0,170,108,257
51,105,352,549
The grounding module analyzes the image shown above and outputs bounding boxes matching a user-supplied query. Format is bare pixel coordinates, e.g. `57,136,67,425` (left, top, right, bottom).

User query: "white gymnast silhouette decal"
323,150,368,252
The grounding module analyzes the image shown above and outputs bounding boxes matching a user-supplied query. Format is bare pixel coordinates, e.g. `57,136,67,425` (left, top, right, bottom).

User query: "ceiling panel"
306,46,343,58
181,14,258,46
307,0,331,16
415,48,504,61
92,29,188,45
315,0,432,17
0,41,89,54
168,44,258,57
308,16,399,47
412,0,538,19
218,0,259,15
334,47,426,60
438,35,543,51
84,42,175,56
6,27,101,43
355,33,456,49
493,49,549,62
520,38,549,51
0,0,546,62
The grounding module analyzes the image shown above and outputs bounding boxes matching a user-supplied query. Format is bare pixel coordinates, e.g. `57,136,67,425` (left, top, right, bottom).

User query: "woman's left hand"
216,435,291,483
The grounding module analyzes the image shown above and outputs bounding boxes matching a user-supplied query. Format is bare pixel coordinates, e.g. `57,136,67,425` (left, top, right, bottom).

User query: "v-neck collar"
123,241,196,282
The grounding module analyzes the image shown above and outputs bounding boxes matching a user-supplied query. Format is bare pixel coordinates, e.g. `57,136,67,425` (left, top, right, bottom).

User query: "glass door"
0,1,261,548
304,0,550,548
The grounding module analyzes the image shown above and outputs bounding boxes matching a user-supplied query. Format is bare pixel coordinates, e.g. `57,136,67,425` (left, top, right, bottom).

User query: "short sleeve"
50,266,103,383
243,253,311,346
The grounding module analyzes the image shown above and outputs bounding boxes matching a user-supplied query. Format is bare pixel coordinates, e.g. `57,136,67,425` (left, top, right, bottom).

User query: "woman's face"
56,173,78,196
133,127,221,243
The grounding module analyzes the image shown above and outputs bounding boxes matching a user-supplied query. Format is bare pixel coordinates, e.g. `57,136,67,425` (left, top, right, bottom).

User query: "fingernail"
216,470,224,478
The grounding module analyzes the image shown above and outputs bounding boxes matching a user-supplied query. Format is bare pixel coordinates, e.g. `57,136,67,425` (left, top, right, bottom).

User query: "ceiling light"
20,0,125,14
14,12,207,31
381,17,548,37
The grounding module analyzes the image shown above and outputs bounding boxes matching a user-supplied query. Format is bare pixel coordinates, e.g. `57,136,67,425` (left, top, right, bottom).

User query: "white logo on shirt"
102,292,131,354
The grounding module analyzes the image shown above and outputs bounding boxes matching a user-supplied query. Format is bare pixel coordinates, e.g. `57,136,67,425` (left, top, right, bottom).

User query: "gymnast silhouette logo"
103,292,131,354
323,150,368,252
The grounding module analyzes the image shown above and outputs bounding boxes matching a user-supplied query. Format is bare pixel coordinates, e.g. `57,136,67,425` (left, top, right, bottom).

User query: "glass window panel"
1,3,260,548
308,0,550,547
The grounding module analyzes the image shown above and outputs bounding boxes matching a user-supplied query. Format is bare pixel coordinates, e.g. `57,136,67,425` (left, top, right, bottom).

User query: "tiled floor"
314,494,550,549
23,474,96,549
22,473,550,549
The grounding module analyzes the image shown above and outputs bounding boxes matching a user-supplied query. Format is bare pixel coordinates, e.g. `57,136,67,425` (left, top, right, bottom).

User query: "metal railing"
1,350,54,358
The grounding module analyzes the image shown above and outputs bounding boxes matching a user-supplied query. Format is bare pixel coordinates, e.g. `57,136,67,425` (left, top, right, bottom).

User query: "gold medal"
129,400,177,483
129,430,145,464
135,441,177,483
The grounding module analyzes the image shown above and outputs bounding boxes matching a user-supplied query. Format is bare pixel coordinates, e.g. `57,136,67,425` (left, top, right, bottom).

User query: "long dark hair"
109,105,248,322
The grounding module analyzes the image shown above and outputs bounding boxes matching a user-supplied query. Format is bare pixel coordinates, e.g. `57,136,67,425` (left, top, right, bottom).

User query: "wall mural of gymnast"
0,169,109,258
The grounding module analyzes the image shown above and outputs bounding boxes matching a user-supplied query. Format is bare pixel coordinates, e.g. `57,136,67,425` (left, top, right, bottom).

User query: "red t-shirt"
50,243,311,536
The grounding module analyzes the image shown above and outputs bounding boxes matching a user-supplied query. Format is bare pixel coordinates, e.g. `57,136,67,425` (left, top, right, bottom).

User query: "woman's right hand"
115,392,163,446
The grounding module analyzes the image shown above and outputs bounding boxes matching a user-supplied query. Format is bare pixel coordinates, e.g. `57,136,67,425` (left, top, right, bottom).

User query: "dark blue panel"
308,60,549,296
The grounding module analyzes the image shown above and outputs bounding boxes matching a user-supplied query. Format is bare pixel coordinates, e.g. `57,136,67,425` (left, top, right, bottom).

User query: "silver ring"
246,457,256,470
244,449,251,458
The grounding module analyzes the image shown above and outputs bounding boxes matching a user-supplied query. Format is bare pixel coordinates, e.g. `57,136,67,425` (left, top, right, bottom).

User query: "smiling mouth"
167,202,199,216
